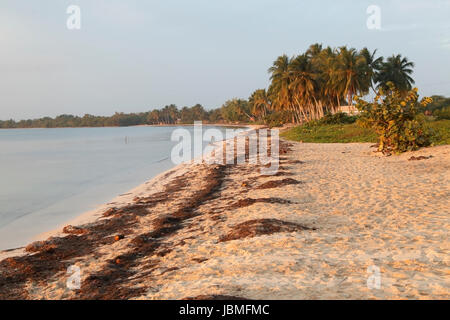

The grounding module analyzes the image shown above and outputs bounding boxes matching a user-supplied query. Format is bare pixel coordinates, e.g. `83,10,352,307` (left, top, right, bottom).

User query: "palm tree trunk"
348,90,353,107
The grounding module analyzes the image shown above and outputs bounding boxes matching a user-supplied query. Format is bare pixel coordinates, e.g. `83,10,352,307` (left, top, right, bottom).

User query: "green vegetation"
282,85,450,150
281,123,377,143
433,106,450,120
260,44,417,124
356,85,434,153
281,118,450,145
425,95,450,114
308,112,357,126
427,120,450,145
219,99,252,123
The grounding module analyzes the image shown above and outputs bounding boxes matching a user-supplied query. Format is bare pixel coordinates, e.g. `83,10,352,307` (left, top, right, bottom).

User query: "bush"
433,106,450,120
263,111,291,128
314,112,357,125
356,84,434,154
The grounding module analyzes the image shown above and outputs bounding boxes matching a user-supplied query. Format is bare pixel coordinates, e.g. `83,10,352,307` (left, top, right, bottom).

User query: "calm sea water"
0,126,236,250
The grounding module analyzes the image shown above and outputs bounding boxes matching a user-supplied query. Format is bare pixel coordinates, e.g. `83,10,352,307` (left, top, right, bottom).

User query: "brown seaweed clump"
256,178,302,190
219,219,314,242
408,155,433,161
228,198,292,209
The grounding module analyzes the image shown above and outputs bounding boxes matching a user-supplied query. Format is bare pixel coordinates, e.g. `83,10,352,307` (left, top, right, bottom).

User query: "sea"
0,125,240,250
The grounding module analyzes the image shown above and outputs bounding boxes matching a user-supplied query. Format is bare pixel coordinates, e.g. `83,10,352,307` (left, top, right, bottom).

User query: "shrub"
433,106,450,120
317,112,357,125
263,111,291,128
355,84,434,154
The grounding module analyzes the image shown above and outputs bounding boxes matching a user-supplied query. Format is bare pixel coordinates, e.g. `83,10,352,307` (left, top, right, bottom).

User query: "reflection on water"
0,126,233,250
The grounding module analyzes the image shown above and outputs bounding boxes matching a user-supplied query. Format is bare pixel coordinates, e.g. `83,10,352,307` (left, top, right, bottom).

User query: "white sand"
132,143,450,300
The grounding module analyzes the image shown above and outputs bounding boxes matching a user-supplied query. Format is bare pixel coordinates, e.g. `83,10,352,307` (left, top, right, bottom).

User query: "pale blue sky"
1,0,450,120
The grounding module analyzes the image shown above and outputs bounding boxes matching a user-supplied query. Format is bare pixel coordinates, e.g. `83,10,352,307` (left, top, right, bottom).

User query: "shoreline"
1,133,448,299
0,125,260,259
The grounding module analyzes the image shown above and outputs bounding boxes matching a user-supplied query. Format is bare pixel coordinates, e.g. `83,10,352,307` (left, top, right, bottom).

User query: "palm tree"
249,89,271,120
375,54,415,93
220,99,251,122
306,43,323,61
360,47,383,93
288,54,320,121
333,46,370,106
263,45,417,124
268,55,297,122
316,46,343,113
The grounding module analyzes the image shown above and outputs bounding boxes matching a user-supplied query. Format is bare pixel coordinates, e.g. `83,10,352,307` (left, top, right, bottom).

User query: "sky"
1,0,450,120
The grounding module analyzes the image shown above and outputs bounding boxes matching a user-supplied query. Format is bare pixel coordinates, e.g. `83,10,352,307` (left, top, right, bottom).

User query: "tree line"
0,101,253,129
0,104,213,129
248,44,417,124
1,43,448,129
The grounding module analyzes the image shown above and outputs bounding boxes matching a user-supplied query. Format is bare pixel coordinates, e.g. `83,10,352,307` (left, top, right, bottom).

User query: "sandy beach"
0,130,449,300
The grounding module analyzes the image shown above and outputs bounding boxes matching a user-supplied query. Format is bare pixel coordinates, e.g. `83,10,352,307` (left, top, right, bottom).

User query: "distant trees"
180,104,209,123
248,89,270,121
426,95,450,119
219,99,251,122
0,104,215,129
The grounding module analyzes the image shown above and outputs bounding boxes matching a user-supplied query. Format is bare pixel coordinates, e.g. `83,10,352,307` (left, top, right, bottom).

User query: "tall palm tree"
360,47,383,93
306,43,323,61
288,54,320,121
268,55,297,122
249,89,271,120
264,45,416,124
333,46,369,106
316,46,343,112
375,54,415,93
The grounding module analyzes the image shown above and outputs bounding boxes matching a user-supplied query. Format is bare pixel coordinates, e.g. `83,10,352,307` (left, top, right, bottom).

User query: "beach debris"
219,219,314,242
260,170,294,177
103,207,118,217
284,159,305,165
160,267,179,275
150,215,184,239
130,234,154,246
408,155,433,161
63,225,88,235
25,241,56,253
24,236,73,254
229,197,292,209
114,234,125,241
256,178,302,189
80,271,146,300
